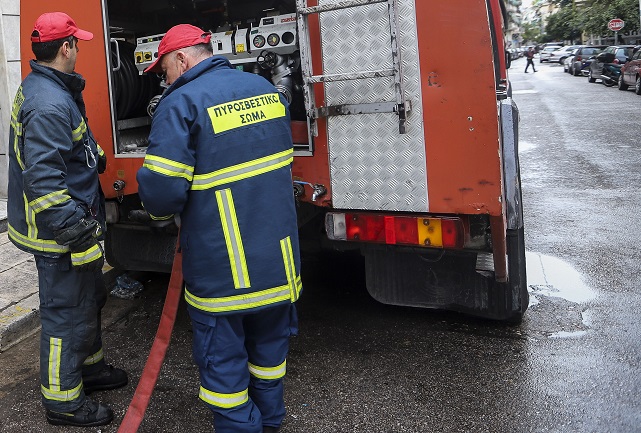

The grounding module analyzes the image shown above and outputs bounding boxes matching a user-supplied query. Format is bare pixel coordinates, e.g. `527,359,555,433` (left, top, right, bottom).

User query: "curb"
0,266,125,352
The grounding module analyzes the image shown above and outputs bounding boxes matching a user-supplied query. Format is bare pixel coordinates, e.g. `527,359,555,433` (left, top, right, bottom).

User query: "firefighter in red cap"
7,12,128,427
137,24,302,433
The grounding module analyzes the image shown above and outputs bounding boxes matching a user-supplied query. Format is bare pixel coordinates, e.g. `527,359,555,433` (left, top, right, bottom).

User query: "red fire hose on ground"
117,241,183,433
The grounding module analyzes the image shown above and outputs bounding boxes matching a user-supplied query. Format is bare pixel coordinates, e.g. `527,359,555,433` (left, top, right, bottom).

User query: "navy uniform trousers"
191,303,298,433
35,254,107,412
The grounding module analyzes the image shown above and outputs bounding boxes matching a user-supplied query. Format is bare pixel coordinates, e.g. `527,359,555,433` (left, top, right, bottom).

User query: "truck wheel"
105,224,176,273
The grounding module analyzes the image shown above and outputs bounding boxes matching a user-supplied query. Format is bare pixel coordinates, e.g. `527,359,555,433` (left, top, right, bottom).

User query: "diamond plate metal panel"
319,0,427,211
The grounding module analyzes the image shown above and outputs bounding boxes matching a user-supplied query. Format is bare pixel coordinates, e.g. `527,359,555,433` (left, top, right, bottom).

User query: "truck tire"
105,224,176,273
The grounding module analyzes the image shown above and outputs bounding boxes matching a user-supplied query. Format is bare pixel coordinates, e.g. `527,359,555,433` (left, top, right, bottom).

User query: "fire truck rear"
19,0,527,321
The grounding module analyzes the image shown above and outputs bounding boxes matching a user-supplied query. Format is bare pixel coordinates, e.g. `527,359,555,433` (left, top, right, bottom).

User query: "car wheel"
618,74,629,90
573,65,580,76
636,76,641,95
588,69,596,83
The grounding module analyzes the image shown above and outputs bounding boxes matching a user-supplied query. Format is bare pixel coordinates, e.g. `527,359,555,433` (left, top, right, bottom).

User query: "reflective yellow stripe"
207,93,285,134
41,382,83,402
97,144,105,157
29,189,71,214
280,236,299,302
199,386,248,409
149,213,174,221
143,154,194,181
71,244,102,266
8,223,69,253
23,193,37,240
216,189,250,289
48,337,62,391
184,276,301,313
11,86,25,170
71,119,87,142
11,120,25,170
248,360,286,380
191,149,293,191
83,348,104,366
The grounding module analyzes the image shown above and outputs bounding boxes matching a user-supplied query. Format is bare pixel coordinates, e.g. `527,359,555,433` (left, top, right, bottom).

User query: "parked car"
588,45,637,84
563,49,579,72
539,45,563,63
618,47,641,94
549,45,580,64
569,45,607,76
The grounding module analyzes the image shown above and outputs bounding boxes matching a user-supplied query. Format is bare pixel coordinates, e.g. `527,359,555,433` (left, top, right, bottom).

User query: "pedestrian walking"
6,12,128,427
525,47,537,73
136,24,302,433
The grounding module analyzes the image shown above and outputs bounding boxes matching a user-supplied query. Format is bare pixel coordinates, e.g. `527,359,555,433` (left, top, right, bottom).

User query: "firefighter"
6,12,127,427
136,24,302,433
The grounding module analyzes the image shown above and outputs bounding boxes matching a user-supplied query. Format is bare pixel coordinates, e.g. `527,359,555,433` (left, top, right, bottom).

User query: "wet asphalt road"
1,56,641,432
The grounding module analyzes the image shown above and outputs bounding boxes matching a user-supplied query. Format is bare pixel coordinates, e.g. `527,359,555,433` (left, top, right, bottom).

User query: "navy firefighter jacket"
7,60,105,258
137,56,302,320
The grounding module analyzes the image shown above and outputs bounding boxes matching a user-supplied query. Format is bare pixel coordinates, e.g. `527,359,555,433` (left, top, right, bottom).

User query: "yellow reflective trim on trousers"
8,224,69,253
41,382,83,402
29,189,71,214
216,189,250,289
191,149,293,190
280,236,299,302
184,276,301,313
83,348,104,366
49,337,62,391
199,386,249,409
71,243,102,266
143,154,194,181
72,119,87,142
207,93,285,134
248,360,286,380
97,144,105,157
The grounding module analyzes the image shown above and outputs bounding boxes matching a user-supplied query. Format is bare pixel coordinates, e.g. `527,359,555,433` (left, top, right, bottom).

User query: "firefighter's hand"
54,218,101,248
98,152,107,174
54,219,105,272
69,239,105,272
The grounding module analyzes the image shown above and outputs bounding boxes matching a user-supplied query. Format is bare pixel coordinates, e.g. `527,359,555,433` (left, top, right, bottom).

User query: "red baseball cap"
144,24,212,73
31,12,93,43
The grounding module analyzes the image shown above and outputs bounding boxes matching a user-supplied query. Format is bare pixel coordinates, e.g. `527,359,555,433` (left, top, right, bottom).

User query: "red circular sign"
608,19,625,31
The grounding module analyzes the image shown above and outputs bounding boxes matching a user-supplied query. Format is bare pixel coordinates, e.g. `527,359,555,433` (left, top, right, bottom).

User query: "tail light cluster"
325,212,465,249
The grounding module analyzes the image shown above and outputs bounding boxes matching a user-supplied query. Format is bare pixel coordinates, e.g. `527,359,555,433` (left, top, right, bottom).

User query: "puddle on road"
548,330,588,339
519,140,536,152
526,251,596,305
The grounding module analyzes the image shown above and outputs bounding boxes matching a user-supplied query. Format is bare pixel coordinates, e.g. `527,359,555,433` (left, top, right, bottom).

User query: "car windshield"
618,48,634,57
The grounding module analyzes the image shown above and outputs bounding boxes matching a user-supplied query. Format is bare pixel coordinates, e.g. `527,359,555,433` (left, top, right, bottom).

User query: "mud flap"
363,241,527,322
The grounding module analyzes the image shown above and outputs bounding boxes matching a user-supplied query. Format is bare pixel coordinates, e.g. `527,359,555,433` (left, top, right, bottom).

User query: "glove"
97,152,107,174
70,238,105,272
54,219,104,272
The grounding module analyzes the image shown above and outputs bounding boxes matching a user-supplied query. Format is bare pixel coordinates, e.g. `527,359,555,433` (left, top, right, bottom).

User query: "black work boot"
264,426,281,433
83,364,129,394
46,398,114,427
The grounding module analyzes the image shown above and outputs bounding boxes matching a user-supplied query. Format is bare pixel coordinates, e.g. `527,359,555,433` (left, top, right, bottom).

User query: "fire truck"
19,0,527,321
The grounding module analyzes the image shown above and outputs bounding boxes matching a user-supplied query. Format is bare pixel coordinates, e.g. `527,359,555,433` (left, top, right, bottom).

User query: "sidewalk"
0,199,122,351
